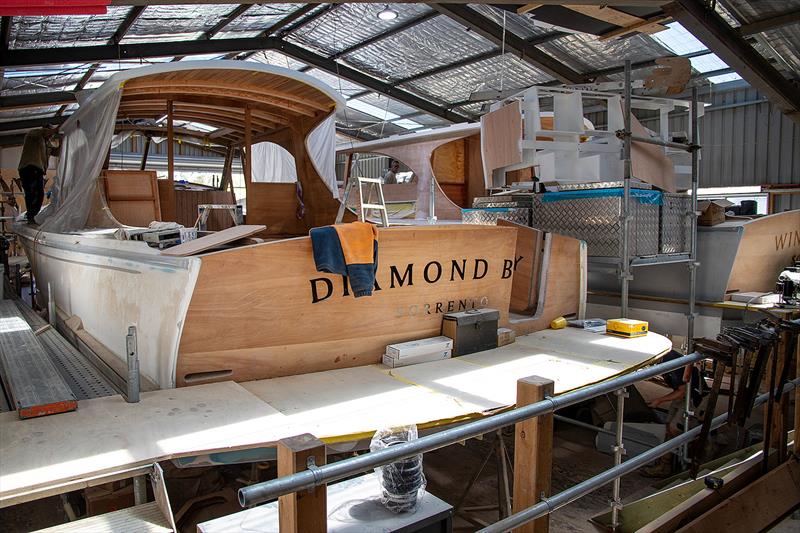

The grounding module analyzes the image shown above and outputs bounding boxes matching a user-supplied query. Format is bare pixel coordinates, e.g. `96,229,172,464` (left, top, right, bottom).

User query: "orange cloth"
333,221,378,265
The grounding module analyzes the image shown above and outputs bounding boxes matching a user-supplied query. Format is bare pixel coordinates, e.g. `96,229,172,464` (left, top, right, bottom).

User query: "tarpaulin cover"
34,61,343,232
251,142,298,184
541,188,663,205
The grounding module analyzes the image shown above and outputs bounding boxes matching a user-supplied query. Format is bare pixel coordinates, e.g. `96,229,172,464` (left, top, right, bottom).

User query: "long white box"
386,336,453,359
382,350,451,368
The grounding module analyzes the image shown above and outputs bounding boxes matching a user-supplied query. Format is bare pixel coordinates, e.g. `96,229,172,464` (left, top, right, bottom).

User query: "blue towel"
310,224,379,298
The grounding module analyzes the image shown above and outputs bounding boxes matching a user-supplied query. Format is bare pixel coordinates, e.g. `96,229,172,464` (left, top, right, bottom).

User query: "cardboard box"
497,327,515,347
698,199,733,226
442,308,499,356
383,350,451,368
386,336,453,359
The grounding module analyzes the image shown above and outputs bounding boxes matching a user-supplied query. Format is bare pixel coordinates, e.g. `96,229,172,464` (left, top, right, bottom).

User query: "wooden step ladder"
336,176,389,227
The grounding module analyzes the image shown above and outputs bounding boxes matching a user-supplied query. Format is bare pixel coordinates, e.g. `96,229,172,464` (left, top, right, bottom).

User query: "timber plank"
32,501,171,533
677,460,800,533
0,300,77,419
160,224,265,256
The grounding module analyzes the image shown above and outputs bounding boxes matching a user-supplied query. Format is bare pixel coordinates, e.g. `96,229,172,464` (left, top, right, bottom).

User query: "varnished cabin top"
116,66,340,146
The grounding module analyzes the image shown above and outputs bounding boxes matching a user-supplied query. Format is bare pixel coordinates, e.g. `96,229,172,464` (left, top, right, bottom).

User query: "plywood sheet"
0,381,288,504
176,225,516,384
1,328,671,504
161,225,266,256
630,113,677,192
102,170,161,227
481,101,523,175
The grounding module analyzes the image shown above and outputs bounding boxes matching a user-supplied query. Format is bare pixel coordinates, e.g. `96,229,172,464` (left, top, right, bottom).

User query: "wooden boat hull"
176,225,518,385
19,224,586,388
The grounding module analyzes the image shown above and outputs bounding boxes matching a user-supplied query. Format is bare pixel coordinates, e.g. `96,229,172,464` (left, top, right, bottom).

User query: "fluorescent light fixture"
377,5,398,21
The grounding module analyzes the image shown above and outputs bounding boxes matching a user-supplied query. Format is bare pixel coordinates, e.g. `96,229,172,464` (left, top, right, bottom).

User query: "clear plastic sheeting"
8,7,129,49
38,85,122,232
370,425,426,514
403,53,552,106
251,142,298,184
539,33,671,75
306,115,339,198
213,4,304,39
288,4,433,57
468,4,555,40
119,5,234,44
345,15,496,82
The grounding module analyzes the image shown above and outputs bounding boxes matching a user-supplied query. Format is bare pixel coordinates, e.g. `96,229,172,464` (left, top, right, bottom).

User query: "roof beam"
663,0,800,121
203,4,252,40
274,39,469,123
227,4,324,60
1,91,76,110
1,16,11,88
108,1,668,6
738,9,800,36
430,4,586,84
395,30,565,86
0,115,69,133
330,11,439,60
0,37,468,125
111,5,145,45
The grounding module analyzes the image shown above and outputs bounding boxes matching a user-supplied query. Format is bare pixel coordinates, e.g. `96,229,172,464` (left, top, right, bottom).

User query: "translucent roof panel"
120,5,235,44
707,72,743,84
213,4,305,38
8,6,130,49
468,4,554,40
343,15,497,82
540,33,671,74
401,53,552,105
650,22,707,55
357,93,418,118
287,4,434,57
246,50,307,70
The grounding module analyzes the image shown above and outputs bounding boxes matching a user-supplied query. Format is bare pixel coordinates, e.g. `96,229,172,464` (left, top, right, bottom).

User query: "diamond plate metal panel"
532,195,659,257
660,194,692,254
462,208,530,226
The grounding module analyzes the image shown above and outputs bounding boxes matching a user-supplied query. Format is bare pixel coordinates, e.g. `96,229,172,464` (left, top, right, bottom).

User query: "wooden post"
161,100,176,222
277,433,326,533
244,106,253,186
512,376,554,533
167,100,175,186
795,327,800,456
766,331,790,466
140,135,151,171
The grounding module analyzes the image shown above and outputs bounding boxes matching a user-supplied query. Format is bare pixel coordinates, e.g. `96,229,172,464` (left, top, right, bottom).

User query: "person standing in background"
383,159,400,185
17,126,56,225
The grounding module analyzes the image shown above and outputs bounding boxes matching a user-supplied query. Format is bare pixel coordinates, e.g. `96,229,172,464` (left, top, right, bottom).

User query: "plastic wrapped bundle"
370,425,426,513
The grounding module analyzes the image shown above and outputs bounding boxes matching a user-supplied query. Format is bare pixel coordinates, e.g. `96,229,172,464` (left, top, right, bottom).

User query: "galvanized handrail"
481,377,800,533
238,351,705,507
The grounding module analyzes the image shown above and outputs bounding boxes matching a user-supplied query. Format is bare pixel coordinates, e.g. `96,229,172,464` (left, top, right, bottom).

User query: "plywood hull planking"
18,222,584,389
176,225,519,385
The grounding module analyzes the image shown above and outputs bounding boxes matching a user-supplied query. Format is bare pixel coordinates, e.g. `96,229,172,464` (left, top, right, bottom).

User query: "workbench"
0,328,671,507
